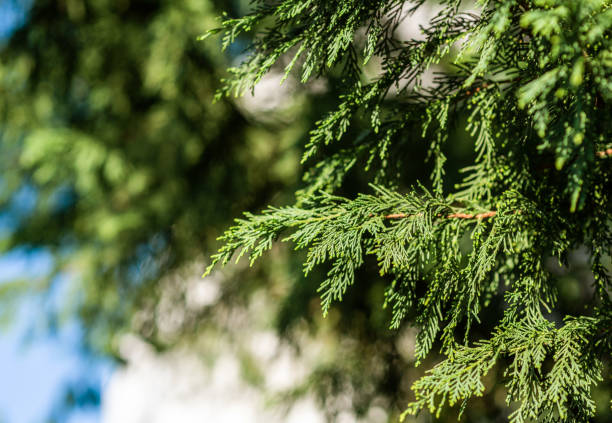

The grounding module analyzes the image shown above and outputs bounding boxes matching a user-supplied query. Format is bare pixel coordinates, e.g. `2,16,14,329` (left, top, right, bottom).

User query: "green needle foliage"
206,0,612,421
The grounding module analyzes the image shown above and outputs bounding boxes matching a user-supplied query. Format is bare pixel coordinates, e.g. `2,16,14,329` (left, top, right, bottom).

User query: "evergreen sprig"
205,0,612,421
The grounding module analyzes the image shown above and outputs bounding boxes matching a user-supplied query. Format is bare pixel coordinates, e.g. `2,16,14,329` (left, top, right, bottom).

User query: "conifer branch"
207,0,612,419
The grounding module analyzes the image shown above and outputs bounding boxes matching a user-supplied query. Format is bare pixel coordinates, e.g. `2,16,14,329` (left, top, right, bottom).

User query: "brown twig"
384,213,417,219
596,148,612,158
383,211,497,220
447,211,497,219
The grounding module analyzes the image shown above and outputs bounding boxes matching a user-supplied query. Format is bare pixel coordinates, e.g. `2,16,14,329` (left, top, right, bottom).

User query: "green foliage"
207,0,612,421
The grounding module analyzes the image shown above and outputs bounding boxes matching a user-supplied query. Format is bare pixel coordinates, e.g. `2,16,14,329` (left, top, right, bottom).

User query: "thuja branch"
206,0,612,419
206,187,526,279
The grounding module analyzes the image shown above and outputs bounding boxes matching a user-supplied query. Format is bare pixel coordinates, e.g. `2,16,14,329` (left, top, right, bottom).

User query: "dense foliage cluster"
206,0,612,421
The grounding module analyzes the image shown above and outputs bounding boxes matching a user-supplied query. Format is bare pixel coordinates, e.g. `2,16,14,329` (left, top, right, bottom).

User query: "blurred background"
0,1,609,422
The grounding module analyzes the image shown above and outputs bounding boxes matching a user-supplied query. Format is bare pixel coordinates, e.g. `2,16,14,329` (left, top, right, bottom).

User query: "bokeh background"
0,1,610,422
